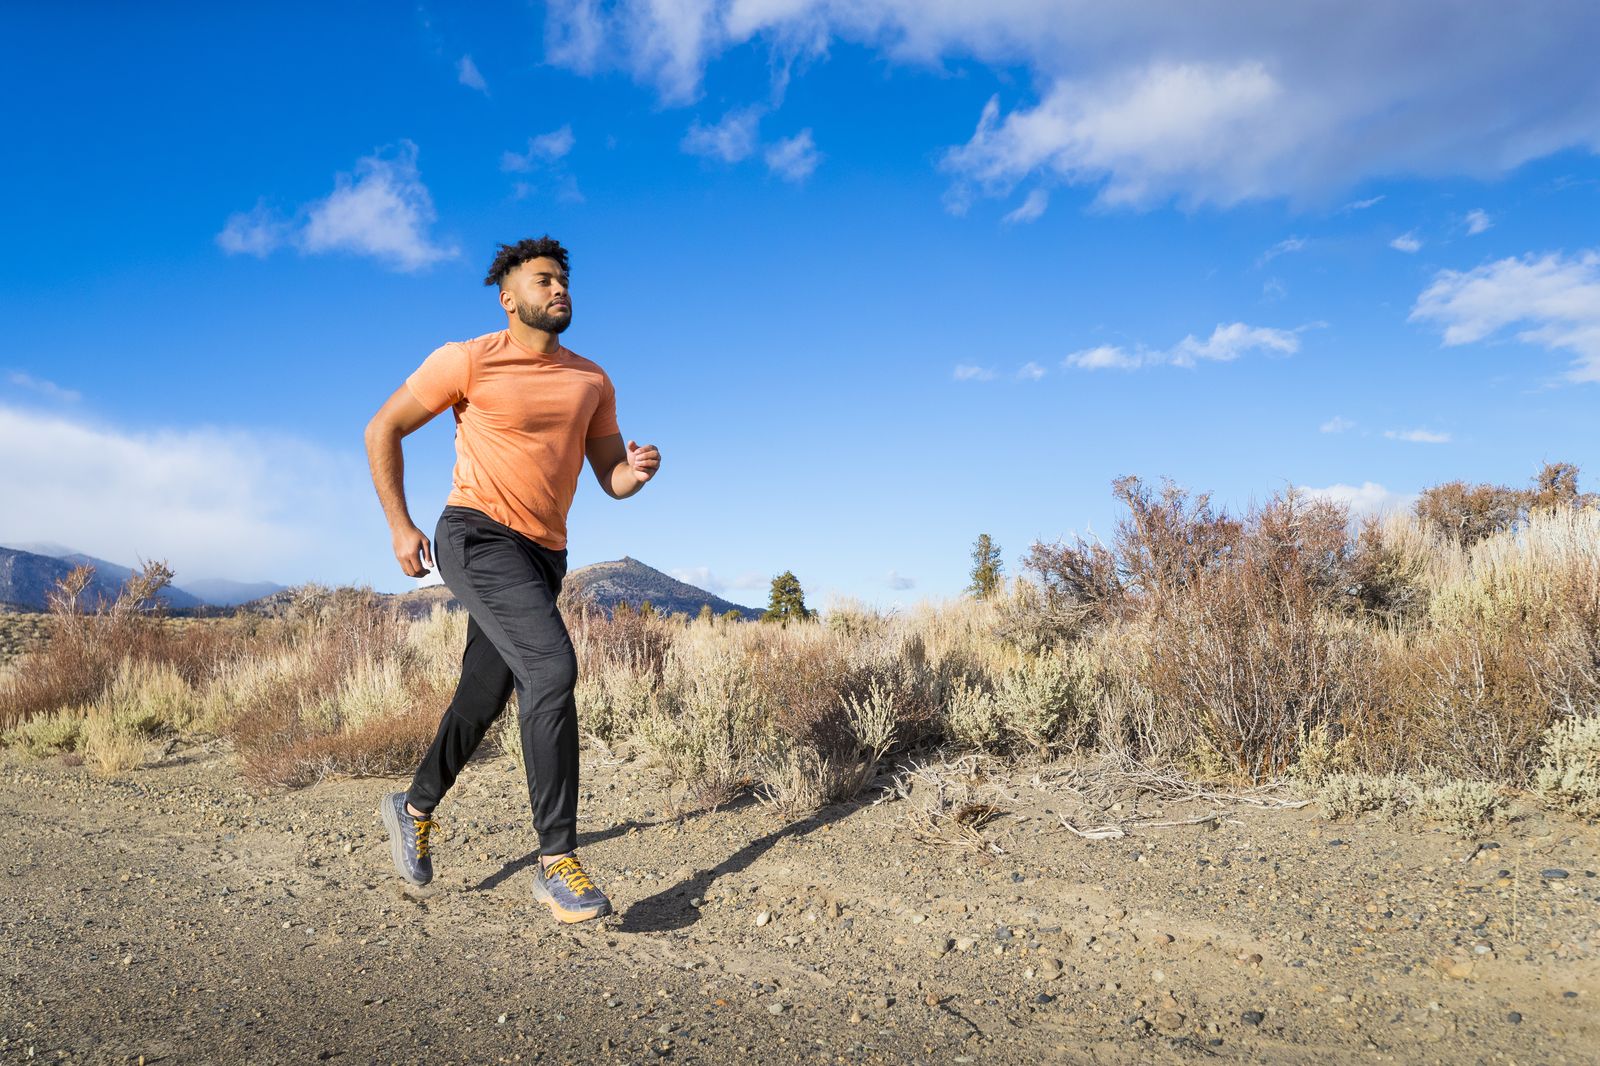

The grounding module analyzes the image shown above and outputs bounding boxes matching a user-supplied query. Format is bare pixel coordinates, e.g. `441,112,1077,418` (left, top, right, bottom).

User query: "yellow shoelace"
412,815,437,860
547,856,597,895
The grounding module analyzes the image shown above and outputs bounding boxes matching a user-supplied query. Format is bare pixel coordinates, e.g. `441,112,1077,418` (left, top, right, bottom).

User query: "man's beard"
515,300,571,334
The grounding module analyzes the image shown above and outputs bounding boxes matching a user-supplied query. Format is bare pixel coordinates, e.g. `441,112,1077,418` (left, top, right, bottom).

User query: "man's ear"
499,286,515,314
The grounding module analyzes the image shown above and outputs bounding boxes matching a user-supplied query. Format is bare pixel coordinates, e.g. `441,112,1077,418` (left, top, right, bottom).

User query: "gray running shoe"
531,853,613,923
378,791,436,887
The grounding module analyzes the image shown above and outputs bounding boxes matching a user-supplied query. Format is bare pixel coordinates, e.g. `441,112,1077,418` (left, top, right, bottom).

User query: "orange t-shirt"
405,329,620,551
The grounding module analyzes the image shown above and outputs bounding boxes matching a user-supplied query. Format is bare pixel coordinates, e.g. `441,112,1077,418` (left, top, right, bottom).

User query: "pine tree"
762,570,813,624
968,533,1004,599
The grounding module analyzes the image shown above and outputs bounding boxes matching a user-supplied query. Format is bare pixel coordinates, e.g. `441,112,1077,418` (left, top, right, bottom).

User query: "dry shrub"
1414,775,1503,834
1317,773,1417,820
1141,492,1371,780
1316,770,1500,832
0,560,207,728
1415,480,1526,547
1381,507,1600,779
405,603,469,688
571,601,679,678
10,705,88,757
941,649,1096,756
102,657,198,735
640,628,764,808
82,708,148,777
1343,514,1442,623
1532,712,1600,817
217,590,447,787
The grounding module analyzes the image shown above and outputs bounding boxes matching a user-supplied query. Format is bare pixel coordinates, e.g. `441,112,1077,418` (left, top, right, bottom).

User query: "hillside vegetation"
2,465,1597,830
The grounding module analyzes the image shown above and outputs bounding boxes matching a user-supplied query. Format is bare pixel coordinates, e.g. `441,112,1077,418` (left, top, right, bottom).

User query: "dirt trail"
5,741,1598,1065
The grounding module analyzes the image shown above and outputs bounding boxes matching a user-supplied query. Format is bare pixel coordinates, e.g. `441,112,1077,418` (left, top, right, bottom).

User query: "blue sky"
2,3,1597,609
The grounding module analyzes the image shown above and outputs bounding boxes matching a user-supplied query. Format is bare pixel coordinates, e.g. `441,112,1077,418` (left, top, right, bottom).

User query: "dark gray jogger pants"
406,505,579,856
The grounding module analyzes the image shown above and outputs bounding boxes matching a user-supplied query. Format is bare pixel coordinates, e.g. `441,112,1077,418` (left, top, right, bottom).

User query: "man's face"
505,256,572,334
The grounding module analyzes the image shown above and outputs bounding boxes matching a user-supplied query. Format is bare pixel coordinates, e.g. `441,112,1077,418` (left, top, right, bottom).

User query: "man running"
363,235,660,923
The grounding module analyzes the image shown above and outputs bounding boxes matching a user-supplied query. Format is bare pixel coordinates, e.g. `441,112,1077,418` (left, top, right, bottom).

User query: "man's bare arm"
585,433,661,500
364,385,441,577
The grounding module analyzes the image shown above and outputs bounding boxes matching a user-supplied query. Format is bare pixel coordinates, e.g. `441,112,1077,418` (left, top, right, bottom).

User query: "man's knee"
515,647,577,716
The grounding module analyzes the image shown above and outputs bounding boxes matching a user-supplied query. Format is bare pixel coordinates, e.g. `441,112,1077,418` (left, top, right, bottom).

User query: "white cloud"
502,126,576,171
299,142,456,271
5,371,80,403
1001,188,1049,225
1342,194,1386,212
1409,250,1600,383
457,55,489,94
1319,415,1355,433
545,0,607,75
944,63,1281,208
1063,344,1142,370
1300,481,1417,518
1390,231,1422,253
668,566,765,593
1262,277,1288,301
885,569,915,590
1257,235,1306,267
221,142,456,272
215,200,288,258
1384,428,1451,444
1464,208,1492,235
0,404,375,586
682,106,763,162
1064,322,1301,371
952,364,996,381
764,129,820,181
545,4,1600,208
1168,322,1299,366
1016,361,1046,381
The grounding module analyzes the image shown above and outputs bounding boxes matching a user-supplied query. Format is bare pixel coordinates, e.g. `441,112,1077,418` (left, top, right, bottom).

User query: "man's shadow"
613,790,871,933
468,791,765,893
471,786,879,933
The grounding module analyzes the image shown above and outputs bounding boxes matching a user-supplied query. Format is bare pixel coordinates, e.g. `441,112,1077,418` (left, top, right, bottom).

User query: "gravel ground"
4,739,1598,1065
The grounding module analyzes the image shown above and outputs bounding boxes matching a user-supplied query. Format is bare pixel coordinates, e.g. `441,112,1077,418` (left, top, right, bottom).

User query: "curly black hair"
483,236,570,289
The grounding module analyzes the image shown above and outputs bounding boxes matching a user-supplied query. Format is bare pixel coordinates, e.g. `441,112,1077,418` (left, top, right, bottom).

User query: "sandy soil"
4,739,1598,1065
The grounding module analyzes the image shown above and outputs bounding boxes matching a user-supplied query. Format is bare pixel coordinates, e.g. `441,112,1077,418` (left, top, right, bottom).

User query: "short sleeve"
405,342,470,414
586,371,620,439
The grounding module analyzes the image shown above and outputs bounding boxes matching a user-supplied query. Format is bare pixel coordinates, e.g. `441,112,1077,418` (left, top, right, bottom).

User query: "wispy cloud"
764,129,820,182
545,5,1600,210
682,107,763,163
1410,249,1600,382
953,364,996,382
885,569,915,590
668,566,765,594
0,403,373,585
1464,208,1492,235
1065,322,1301,371
1384,427,1451,444
457,55,488,94
1063,344,1143,371
218,141,456,272
1016,361,1047,381
1257,235,1306,266
501,127,583,203
216,200,289,258
1319,415,1354,433
1390,231,1422,253
1001,188,1049,225
6,371,81,403
1342,194,1385,212
502,126,575,170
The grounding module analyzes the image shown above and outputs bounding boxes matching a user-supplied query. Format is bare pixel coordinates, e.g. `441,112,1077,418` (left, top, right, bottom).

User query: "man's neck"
506,318,562,355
